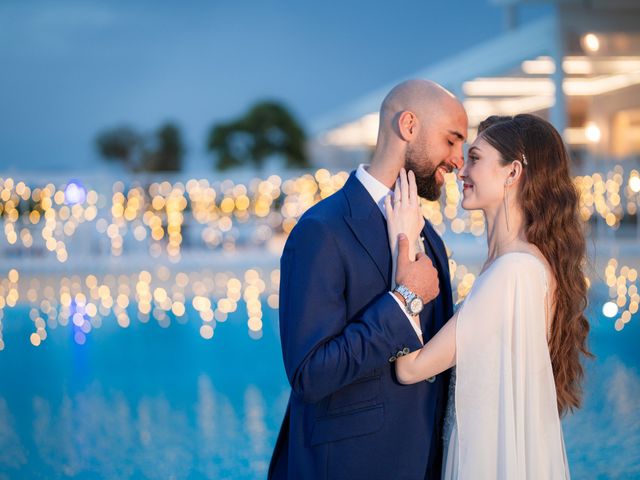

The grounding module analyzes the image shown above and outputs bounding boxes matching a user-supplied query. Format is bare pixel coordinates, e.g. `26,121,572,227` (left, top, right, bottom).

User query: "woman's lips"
463,183,474,190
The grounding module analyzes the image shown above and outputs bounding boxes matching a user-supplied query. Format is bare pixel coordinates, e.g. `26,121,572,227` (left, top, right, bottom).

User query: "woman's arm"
385,169,428,335
395,312,458,384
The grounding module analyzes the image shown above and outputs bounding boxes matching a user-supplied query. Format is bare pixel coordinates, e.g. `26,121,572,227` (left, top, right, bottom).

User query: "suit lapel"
342,173,392,286
419,221,453,335
341,172,453,321
421,221,450,283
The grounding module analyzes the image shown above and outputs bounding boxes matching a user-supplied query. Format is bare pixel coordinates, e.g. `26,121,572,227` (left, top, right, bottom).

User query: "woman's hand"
385,168,425,262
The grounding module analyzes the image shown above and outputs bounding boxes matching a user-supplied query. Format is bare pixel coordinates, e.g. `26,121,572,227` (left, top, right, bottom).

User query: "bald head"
369,79,467,198
380,79,463,129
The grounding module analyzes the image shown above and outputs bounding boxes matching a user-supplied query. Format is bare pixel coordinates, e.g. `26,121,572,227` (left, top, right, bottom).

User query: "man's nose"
457,153,468,179
451,149,464,170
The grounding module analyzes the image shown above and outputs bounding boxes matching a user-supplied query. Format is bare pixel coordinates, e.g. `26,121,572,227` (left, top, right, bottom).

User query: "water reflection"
0,398,26,471
22,378,282,479
0,349,634,478
0,304,637,478
564,357,640,478
244,385,270,476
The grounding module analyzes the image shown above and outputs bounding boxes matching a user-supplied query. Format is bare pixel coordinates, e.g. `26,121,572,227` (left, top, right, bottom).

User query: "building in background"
311,0,640,172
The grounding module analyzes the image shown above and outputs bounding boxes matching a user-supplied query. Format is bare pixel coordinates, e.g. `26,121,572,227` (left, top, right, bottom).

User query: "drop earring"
504,183,510,232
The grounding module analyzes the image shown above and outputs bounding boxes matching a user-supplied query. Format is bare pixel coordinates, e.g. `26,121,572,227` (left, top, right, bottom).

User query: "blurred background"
0,0,639,478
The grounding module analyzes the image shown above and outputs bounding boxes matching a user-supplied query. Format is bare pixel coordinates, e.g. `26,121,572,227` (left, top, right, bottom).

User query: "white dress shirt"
355,164,423,339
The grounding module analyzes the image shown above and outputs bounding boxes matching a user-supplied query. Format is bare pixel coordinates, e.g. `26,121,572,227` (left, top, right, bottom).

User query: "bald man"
269,80,468,480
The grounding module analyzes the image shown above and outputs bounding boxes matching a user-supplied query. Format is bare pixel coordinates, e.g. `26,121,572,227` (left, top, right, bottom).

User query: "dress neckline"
478,251,547,279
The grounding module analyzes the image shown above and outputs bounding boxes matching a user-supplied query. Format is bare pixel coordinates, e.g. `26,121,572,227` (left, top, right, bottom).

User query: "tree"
143,122,185,172
207,101,309,171
95,126,142,170
95,122,185,172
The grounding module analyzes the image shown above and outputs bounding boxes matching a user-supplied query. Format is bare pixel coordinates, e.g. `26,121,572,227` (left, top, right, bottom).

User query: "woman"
385,114,592,479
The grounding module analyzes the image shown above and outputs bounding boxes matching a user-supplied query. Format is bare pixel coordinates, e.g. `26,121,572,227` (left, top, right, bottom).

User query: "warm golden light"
585,122,601,143
582,33,600,53
322,113,379,147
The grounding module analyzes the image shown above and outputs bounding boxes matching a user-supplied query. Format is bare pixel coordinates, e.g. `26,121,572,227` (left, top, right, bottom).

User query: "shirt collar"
355,164,392,217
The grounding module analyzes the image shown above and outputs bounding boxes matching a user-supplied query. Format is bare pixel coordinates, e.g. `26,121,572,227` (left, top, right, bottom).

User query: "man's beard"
405,146,443,201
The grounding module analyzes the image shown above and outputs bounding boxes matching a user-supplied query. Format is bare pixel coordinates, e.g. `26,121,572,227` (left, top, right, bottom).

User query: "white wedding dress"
441,252,571,479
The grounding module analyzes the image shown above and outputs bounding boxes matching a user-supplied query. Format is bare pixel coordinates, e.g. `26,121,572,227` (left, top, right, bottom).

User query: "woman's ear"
506,160,524,185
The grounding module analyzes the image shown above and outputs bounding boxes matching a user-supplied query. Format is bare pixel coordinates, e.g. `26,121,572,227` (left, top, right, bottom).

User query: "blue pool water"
0,298,638,479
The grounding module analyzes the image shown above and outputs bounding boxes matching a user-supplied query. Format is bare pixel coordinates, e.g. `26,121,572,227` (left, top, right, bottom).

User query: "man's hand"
395,233,439,303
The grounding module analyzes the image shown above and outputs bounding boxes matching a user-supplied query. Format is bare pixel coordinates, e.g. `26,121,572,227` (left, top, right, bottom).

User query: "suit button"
388,355,397,363
427,376,436,383
402,347,410,355
396,350,405,358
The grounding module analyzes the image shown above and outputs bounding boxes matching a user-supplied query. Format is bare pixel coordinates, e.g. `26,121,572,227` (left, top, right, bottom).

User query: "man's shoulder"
283,190,351,251
298,188,349,226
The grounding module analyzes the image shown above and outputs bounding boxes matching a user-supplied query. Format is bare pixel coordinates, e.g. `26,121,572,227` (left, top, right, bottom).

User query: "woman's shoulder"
493,251,547,272
479,251,548,289
461,251,549,314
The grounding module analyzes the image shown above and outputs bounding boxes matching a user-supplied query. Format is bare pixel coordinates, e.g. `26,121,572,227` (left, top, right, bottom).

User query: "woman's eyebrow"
468,146,481,154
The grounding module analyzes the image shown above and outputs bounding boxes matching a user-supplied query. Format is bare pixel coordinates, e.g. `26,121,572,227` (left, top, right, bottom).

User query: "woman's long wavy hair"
477,114,593,416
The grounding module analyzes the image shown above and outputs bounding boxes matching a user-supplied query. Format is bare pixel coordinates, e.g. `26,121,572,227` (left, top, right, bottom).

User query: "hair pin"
522,153,528,166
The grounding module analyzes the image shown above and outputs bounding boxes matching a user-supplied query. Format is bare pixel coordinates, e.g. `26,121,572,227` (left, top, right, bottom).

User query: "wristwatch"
393,284,424,315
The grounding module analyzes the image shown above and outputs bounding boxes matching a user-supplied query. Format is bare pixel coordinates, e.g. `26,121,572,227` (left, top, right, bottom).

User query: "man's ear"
397,111,417,142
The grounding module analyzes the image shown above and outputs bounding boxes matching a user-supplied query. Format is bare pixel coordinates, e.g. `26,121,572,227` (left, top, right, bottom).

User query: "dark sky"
0,0,551,172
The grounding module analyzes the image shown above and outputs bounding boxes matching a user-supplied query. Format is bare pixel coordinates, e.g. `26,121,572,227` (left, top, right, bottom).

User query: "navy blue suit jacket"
269,172,453,480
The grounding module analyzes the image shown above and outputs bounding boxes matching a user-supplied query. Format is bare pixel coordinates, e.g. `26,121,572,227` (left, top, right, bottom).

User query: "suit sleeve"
279,216,423,404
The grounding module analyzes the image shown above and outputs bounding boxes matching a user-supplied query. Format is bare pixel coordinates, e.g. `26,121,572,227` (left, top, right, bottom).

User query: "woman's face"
458,136,513,211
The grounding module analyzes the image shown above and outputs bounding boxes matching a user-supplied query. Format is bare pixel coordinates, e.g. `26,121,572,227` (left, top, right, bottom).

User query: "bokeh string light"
602,258,639,332
0,267,282,350
0,254,636,350
1,167,639,260
0,165,638,347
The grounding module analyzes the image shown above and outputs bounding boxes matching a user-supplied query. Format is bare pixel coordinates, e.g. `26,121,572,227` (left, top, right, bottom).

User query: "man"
269,80,468,479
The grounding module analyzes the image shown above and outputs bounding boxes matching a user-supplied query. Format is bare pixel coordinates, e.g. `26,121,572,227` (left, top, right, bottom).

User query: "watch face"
410,298,423,313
